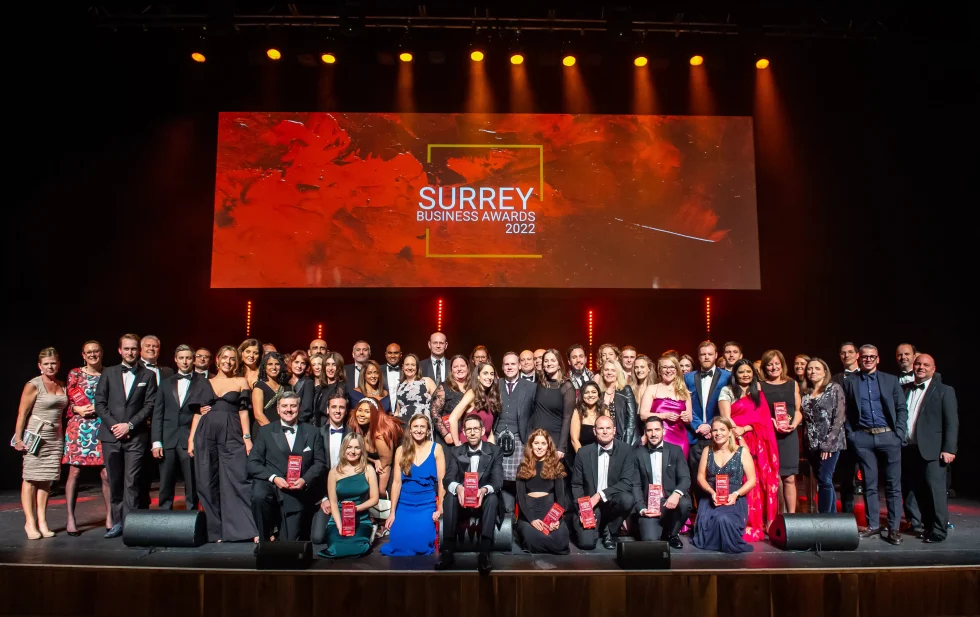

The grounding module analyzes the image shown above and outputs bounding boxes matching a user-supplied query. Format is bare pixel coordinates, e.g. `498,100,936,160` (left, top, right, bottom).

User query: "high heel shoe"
39,529,56,538
67,530,81,537
25,526,42,540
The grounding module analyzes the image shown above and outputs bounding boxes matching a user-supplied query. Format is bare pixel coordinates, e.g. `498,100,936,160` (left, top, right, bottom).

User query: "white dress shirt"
448,446,494,495
152,372,194,450
270,421,299,481
649,448,664,486
430,356,445,383
121,363,137,398
905,378,932,444
597,443,613,501
141,357,161,385
504,378,520,396
327,424,344,468
698,370,714,424
899,371,915,386
385,364,401,410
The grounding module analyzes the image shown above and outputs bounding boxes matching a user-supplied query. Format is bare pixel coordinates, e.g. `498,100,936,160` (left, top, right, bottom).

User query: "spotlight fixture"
562,55,576,67
321,53,336,64
470,50,485,62
756,58,770,69
690,55,704,66
399,51,413,62
510,53,524,65
190,52,206,63
633,56,648,67
267,48,282,61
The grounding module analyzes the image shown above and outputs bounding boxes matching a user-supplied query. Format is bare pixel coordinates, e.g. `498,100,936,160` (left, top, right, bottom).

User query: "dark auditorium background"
2,6,971,493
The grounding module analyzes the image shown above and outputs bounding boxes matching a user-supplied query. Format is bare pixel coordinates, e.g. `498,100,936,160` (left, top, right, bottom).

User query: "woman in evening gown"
250,351,289,428
516,429,570,554
569,381,601,453
692,416,756,553
638,355,692,457
319,432,379,558
529,349,576,459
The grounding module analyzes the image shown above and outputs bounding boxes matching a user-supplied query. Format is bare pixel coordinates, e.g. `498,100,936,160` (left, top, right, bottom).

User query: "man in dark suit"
571,416,635,549
495,351,536,513
343,340,371,387
901,354,958,543
381,342,403,409
843,344,909,545
94,333,158,538
248,392,327,541
311,392,350,543
631,417,691,549
138,334,174,508
684,340,731,497
437,413,504,575
193,348,214,378
831,341,862,512
419,332,449,384
151,345,200,510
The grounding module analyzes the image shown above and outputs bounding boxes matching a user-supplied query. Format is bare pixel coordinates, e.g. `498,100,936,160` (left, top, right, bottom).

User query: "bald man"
420,332,448,384
901,354,958,542
895,344,916,385
518,350,536,382
533,349,546,373
309,339,328,358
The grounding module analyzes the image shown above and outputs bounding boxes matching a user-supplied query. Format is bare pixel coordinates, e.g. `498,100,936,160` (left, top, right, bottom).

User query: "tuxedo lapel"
271,424,291,456
171,377,180,409
708,371,723,410
125,368,142,404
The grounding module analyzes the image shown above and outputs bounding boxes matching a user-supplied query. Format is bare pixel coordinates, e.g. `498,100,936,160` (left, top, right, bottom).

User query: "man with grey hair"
151,345,200,510
344,340,371,385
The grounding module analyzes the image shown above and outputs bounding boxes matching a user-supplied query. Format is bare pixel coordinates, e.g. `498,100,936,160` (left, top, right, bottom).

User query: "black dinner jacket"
343,363,362,388
317,423,351,472
905,376,958,461
831,369,859,388
151,372,203,449
290,376,316,424
571,439,634,504
420,357,447,384
380,364,401,395
94,364,158,443
443,441,504,495
630,441,691,514
843,370,909,442
140,359,174,384
496,377,535,441
247,420,327,490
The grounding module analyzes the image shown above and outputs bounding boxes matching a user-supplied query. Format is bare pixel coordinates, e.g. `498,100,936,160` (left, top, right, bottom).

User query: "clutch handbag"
370,498,392,520
10,429,42,455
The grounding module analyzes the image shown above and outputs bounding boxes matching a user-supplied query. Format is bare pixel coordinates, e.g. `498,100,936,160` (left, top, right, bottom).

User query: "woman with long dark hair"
447,362,500,445
350,360,391,414
529,349,576,459
348,397,403,498
251,352,289,427
800,358,847,514
315,351,349,424
429,355,470,444
516,429,570,554
569,381,601,453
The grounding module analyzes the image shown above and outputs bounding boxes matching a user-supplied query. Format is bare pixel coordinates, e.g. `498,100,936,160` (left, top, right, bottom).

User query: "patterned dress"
395,379,431,422
62,368,104,466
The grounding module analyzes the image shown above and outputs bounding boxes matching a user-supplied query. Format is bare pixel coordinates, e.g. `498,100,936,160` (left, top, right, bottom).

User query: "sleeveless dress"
190,384,257,542
319,471,373,558
62,368,103,466
23,376,67,482
381,443,440,556
395,379,431,422
578,421,597,449
692,447,752,553
760,380,800,476
650,397,690,458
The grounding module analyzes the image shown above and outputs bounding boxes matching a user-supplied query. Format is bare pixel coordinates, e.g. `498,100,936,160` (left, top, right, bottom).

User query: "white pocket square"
137,382,147,387
303,446,312,452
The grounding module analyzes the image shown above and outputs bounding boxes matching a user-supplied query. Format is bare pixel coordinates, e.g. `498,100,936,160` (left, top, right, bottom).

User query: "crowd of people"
12,333,958,573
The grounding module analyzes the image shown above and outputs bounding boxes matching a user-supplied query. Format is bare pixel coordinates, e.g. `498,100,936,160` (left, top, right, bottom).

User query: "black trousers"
251,481,313,542
500,480,517,514
850,430,902,531
157,444,197,510
441,491,498,553
636,495,692,541
834,446,859,513
102,434,148,525
572,491,634,549
902,446,949,540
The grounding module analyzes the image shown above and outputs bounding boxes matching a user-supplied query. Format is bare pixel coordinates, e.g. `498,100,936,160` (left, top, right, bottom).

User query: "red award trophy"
774,402,790,430
577,497,596,529
715,474,730,503
541,503,565,535
286,455,303,483
442,415,452,435
647,484,664,517
341,501,356,537
463,472,480,507
68,388,90,408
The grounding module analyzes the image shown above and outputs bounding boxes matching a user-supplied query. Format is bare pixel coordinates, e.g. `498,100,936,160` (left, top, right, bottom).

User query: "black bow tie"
647,444,664,452
121,365,139,374
468,448,482,456
700,370,713,379
911,382,926,391
176,373,193,380
901,371,913,377
329,427,344,434
599,447,613,456
282,426,296,434
387,364,400,371
143,363,157,369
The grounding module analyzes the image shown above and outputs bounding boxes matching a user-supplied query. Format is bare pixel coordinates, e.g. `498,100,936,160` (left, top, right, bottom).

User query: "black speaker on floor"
770,513,859,551
254,541,313,570
439,516,513,552
616,541,671,570
123,510,207,547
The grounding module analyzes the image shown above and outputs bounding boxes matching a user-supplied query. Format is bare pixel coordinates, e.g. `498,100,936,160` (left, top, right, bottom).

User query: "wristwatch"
243,433,252,440
127,422,134,432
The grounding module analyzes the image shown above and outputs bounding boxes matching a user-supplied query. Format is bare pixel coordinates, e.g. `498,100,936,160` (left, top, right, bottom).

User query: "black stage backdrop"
2,21,971,491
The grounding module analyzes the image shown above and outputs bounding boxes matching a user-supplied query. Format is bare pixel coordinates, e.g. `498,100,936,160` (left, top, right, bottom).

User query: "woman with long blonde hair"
318,433,379,559
515,429,570,554
638,355,693,455
692,416,756,553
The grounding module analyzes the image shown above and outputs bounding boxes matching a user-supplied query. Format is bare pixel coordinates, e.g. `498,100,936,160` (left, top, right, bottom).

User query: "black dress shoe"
668,535,684,550
601,534,616,550
882,530,903,546
923,535,945,544
909,526,925,536
104,524,123,539
477,552,493,576
434,552,455,571
67,531,81,537
859,527,881,539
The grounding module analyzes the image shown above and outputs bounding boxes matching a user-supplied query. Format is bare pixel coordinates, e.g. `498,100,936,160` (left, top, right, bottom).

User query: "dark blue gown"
692,446,753,553
381,444,440,556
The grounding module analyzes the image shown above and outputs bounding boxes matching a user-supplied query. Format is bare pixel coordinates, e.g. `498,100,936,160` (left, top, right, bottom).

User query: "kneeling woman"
691,417,757,553
381,413,446,556
516,429,570,554
318,433,379,559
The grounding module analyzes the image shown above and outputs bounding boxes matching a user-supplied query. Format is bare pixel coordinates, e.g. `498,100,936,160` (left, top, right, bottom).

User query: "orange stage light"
266,48,282,61
562,55,576,67
321,53,336,64
317,323,324,339
634,56,648,67
437,299,444,332
246,301,252,337
705,297,712,336
756,58,770,69
399,52,413,62
588,309,594,371
510,53,524,65
470,50,485,62
690,55,704,66
190,52,206,63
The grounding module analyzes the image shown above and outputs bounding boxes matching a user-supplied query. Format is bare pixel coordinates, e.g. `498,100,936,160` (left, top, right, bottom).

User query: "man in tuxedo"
382,342,403,409
193,348,213,377
419,332,449,384
571,416,635,549
248,392,326,541
94,333,158,538
843,344,909,545
310,392,350,543
344,340,371,386
832,341,862,511
437,413,504,575
631,417,691,549
139,335,173,508
722,341,743,369
518,350,536,382
684,341,730,498
901,354,958,542
566,344,595,391
896,343,916,385
495,352,536,513
151,345,199,510
832,342,860,386
308,338,327,358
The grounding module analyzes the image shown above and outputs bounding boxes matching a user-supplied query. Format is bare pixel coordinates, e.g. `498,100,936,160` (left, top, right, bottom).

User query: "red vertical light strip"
437,299,444,332
705,297,711,337
246,301,252,337
588,309,594,371
317,323,323,340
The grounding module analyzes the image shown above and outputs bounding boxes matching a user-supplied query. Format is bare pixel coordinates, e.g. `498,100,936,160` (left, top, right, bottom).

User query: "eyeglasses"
463,427,483,433
860,355,878,360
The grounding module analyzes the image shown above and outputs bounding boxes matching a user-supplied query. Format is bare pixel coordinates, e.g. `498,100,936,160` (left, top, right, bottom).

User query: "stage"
0,485,977,617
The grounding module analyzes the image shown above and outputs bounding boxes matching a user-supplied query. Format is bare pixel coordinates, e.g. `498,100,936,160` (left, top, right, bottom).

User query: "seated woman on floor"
691,417,756,553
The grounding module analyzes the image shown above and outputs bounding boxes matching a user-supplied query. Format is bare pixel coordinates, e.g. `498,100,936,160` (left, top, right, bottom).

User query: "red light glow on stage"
321,53,336,64
246,301,252,337
705,297,711,336
588,309,594,371
562,55,576,67
399,52,413,63
756,58,770,69
690,55,704,66
510,53,524,65
470,50,484,62
437,299,443,332
317,323,323,340
190,52,206,63
633,56,648,67
266,48,282,61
